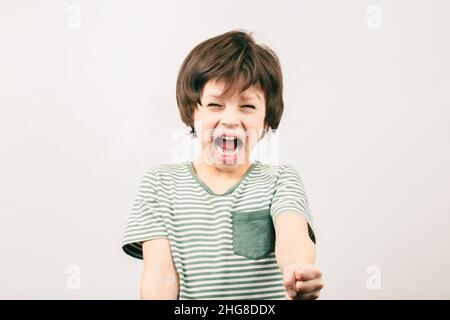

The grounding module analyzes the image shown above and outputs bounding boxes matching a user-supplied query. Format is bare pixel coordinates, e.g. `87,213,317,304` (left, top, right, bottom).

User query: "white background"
1,0,449,299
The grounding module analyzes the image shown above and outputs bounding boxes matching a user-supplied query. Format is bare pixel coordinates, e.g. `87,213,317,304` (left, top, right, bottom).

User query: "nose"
220,106,241,128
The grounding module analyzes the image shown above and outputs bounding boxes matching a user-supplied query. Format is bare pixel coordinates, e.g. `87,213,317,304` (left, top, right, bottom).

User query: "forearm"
275,237,316,274
140,239,179,299
273,214,323,299
140,274,179,300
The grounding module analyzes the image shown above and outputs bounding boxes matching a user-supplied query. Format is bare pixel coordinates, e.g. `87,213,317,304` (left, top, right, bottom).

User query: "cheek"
193,112,215,136
244,118,266,140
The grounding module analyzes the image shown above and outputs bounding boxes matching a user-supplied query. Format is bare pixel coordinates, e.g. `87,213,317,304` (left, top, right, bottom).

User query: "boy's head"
176,30,284,167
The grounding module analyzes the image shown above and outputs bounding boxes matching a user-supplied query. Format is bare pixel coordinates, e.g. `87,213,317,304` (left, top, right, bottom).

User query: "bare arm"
274,212,316,274
140,238,179,300
274,213,324,299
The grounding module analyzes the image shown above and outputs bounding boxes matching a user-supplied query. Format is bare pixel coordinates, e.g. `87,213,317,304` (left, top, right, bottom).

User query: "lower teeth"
216,145,240,156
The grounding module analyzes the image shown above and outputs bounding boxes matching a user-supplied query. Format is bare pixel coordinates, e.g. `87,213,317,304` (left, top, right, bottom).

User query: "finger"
295,265,322,281
285,290,295,300
283,267,298,298
296,290,321,300
296,279,324,294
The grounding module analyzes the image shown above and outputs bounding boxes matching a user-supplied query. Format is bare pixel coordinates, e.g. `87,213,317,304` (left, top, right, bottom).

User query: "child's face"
193,78,266,170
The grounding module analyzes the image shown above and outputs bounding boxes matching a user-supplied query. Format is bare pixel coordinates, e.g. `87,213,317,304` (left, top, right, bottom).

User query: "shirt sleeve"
270,165,316,244
122,169,169,260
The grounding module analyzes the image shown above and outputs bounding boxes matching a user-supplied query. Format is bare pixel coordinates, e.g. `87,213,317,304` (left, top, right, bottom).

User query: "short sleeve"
270,165,316,244
122,169,168,260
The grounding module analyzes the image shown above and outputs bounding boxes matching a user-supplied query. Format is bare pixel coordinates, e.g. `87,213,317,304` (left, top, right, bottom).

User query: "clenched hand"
282,263,324,300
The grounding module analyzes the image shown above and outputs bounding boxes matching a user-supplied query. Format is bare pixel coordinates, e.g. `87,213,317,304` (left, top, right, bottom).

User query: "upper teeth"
223,136,236,140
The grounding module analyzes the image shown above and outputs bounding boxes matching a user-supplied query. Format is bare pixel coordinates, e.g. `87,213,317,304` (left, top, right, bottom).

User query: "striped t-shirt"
122,160,316,300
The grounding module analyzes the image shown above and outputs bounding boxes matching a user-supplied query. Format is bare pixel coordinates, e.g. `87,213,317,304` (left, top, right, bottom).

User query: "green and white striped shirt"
122,160,316,300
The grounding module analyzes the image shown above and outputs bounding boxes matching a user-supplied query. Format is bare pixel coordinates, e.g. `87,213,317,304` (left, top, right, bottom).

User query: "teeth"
222,136,237,141
216,145,240,156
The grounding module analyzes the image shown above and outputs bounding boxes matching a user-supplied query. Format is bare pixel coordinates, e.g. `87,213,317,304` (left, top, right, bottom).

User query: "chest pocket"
231,209,275,260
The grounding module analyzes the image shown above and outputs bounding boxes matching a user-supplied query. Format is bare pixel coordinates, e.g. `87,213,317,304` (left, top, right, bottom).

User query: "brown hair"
176,29,284,139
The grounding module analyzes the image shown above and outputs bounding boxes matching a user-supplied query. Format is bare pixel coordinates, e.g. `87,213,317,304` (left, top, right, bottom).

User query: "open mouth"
213,135,244,157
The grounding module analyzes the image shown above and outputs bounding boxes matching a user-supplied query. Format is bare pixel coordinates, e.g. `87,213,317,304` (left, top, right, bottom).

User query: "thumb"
282,266,297,298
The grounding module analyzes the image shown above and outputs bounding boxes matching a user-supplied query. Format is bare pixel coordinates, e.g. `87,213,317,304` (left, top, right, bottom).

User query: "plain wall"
1,0,449,299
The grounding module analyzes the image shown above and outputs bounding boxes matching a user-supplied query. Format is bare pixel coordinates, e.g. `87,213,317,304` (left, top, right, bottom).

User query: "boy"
122,30,324,299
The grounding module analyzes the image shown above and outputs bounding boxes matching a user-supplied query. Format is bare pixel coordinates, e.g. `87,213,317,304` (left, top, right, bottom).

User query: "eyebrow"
242,94,261,101
206,94,221,99
206,93,262,101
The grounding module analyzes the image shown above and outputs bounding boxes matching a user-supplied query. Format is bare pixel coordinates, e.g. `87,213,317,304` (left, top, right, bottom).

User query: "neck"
193,158,253,179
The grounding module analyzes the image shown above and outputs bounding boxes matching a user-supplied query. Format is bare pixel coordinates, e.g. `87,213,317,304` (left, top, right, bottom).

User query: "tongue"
222,139,236,151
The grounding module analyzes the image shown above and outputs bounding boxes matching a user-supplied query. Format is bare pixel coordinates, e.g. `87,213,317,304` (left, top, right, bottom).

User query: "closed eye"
207,104,255,109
